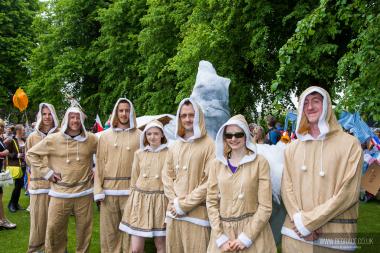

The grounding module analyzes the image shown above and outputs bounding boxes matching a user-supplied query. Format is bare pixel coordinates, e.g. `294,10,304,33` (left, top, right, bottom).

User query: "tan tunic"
207,154,276,253
27,132,98,198
120,147,169,237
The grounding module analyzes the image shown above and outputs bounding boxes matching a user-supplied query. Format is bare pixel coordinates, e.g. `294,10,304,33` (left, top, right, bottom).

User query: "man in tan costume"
26,103,59,253
94,98,141,253
27,106,98,253
281,86,363,252
162,98,215,253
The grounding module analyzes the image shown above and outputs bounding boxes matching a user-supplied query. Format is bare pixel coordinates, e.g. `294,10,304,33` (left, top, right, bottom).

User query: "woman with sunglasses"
206,115,276,253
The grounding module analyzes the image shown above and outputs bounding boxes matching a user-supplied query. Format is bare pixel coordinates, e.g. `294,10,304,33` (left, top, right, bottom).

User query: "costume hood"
110,98,137,131
140,120,168,152
35,102,59,136
215,114,257,166
175,98,207,142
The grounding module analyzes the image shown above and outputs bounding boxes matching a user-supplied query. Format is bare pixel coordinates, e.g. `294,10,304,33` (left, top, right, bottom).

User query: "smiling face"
146,127,163,148
224,125,246,151
303,92,324,125
41,106,54,129
68,112,81,133
117,102,130,127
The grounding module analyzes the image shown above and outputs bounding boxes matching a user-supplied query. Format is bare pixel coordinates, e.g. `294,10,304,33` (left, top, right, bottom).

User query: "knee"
155,238,166,251
131,249,143,253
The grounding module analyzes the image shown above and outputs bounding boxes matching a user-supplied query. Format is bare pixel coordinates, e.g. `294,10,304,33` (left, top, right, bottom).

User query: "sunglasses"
224,132,245,139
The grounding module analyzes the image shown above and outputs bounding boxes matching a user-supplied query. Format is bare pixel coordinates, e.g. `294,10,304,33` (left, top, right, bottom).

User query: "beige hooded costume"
281,86,363,252
27,106,98,253
119,120,169,237
162,98,215,253
94,98,141,253
26,102,59,253
206,114,276,253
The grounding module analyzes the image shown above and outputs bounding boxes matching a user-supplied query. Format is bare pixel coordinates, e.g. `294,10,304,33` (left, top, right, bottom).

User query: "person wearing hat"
27,106,98,253
206,114,276,253
26,103,59,253
162,98,215,253
94,98,141,253
119,120,169,253
281,86,363,252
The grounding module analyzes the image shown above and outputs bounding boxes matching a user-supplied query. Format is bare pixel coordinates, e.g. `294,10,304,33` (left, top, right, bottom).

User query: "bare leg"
0,193,4,219
154,237,166,253
131,235,145,253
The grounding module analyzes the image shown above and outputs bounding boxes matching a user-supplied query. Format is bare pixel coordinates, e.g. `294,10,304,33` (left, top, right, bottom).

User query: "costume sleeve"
206,162,229,248
297,142,363,233
162,150,177,203
130,151,140,189
281,146,300,218
239,158,272,248
26,136,54,180
177,142,215,213
25,135,33,167
94,136,106,201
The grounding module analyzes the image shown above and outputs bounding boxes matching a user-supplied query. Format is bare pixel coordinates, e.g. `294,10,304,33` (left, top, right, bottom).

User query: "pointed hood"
215,114,257,166
35,102,59,136
296,86,342,141
140,120,168,152
175,98,207,142
110,98,137,131
60,106,88,142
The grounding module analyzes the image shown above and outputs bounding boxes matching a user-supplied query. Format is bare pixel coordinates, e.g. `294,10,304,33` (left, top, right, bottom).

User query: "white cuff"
94,193,105,201
238,232,253,248
293,212,311,236
173,197,186,215
216,234,229,248
43,169,54,180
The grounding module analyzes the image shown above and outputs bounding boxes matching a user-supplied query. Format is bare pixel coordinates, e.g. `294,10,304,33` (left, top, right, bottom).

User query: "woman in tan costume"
119,120,169,253
207,114,276,253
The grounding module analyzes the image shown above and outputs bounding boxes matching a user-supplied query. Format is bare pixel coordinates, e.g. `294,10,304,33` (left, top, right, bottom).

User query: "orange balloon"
13,87,29,112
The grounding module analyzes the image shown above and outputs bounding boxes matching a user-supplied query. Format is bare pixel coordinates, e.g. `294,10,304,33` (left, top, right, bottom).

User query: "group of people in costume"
23,86,362,253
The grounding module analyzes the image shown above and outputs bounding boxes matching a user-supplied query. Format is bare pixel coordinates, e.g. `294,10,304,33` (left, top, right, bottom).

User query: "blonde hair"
0,118,4,127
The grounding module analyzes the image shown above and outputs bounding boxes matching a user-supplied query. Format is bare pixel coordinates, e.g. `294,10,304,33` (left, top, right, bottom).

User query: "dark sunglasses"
224,132,245,139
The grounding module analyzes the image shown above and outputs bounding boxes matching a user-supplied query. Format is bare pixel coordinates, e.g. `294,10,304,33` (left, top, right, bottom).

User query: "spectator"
248,123,257,137
253,125,265,144
265,115,281,145
7,124,27,212
0,118,16,228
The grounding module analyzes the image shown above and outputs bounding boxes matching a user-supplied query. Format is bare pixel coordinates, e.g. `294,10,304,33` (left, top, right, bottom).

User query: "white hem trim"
238,232,253,248
293,212,311,236
49,188,93,198
43,170,54,180
28,188,50,195
173,197,186,215
165,212,210,227
94,193,105,201
281,227,356,251
216,234,229,248
119,223,166,238
103,189,130,196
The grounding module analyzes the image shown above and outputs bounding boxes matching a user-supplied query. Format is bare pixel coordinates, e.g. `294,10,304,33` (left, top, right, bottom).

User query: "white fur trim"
165,212,210,227
293,212,311,236
143,144,168,153
173,197,186,215
28,188,50,195
175,98,202,141
94,193,105,201
215,118,257,166
216,234,229,248
296,87,329,141
103,189,130,196
281,227,356,251
49,188,93,198
43,169,54,180
238,232,253,248
119,223,166,237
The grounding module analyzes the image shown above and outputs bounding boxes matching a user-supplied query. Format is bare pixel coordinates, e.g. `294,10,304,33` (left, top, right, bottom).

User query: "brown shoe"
0,219,16,229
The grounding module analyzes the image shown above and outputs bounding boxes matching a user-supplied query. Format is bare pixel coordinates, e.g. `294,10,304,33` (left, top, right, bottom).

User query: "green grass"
0,186,379,252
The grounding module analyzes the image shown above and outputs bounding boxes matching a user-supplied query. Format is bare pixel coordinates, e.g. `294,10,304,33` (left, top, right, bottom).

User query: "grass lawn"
0,186,379,252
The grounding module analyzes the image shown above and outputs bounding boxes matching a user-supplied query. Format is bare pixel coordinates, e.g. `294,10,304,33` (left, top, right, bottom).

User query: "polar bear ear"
198,60,217,75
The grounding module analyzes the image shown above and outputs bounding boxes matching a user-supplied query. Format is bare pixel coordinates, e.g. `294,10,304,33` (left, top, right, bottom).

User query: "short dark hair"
267,115,276,127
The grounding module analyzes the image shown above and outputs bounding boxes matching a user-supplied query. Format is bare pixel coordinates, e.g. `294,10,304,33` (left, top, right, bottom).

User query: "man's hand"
220,240,233,252
168,203,185,218
291,220,321,241
49,172,62,183
229,239,246,251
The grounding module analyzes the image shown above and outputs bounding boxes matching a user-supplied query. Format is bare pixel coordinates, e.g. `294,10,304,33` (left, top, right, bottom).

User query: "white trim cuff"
238,232,253,248
216,234,229,248
94,193,105,201
43,169,54,180
293,212,311,236
174,197,186,215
